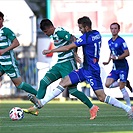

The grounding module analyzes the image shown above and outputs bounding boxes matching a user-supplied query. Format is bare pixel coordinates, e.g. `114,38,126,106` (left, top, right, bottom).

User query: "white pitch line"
0,114,129,119
0,123,133,128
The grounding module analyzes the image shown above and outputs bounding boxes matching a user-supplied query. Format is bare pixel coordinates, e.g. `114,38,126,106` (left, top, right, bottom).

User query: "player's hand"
103,62,109,65
0,49,5,56
74,53,82,64
42,50,51,55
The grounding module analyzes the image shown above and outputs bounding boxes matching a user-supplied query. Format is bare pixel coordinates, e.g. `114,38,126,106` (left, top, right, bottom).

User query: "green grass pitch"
0,99,133,133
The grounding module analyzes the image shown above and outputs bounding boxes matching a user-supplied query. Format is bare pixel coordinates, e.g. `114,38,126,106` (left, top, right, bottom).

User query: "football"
9,107,24,121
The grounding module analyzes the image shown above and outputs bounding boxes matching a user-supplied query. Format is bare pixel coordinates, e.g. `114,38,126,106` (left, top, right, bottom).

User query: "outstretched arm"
42,42,77,55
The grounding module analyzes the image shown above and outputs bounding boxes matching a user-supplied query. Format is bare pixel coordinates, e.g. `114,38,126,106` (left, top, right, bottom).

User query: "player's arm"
70,35,78,52
110,49,129,60
5,38,19,51
43,42,77,55
114,49,129,60
0,38,20,56
70,35,81,63
111,41,130,60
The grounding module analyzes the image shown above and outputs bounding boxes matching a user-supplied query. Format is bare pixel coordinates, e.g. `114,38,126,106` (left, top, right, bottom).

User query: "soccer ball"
9,107,24,121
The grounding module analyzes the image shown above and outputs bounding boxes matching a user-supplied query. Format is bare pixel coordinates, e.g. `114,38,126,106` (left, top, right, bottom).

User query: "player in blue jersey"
23,18,99,120
28,16,133,118
0,12,37,98
103,22,132,107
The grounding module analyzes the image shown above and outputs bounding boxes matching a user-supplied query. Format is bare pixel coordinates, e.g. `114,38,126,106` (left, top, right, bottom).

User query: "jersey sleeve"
121,40,128,51
75,34,87,47
4,28,16,42
56,30,71,41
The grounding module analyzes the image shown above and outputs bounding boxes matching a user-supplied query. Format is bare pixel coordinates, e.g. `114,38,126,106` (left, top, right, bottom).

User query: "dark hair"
110,22,120,30
40,18,54,31
78,16,92,28
0,11,4,19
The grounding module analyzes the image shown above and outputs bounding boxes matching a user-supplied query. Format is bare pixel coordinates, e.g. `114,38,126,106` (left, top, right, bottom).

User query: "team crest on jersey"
115,43,118,47
65,35,68,38
76,38,83,43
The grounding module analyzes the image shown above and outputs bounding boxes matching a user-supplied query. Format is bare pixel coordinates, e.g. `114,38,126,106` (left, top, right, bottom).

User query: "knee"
96,93,106,102
105,83,110,88
98,96,105,102
59,78,69,88
59,80,65,88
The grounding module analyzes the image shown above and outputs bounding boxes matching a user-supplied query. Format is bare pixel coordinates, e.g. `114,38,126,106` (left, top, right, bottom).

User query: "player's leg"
126,80,133,92
68,86,93,109
12,77,37,95
28,68,99,119
90,71,133,118
0,66,5,85
60,61,94,109
25,62,73,114
95,89,132,117
119,70,131,107
68,86,99,120
23,65,62,115
28,69,84,107
36,65,61,99
28,75,72,108
105,70,119,88
4,64,37,95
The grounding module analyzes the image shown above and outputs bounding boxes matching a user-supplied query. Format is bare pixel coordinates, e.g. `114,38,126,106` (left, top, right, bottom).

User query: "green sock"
36,78,51,99
69,88,93,109
17,82,37,96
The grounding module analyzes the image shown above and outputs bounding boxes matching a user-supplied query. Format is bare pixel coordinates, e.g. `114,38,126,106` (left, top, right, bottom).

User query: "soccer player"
28,16,133,118
0,12,37,98
103,22,132,107
23,18,99,120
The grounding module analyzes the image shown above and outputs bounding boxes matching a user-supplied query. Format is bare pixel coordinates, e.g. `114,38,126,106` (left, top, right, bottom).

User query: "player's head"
0,12,4,28
0,12,4,19
110,22,120,36
77,16,92,34
40,18,55,36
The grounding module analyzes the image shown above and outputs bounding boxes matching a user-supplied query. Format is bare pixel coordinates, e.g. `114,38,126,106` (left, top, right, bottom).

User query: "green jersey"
0,26,16,65
52,27,75,63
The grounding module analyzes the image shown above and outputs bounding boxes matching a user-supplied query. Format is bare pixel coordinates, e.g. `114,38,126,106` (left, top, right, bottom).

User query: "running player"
0,12,37,98
23,18,99,120
28,16,133,119
103,22,132,106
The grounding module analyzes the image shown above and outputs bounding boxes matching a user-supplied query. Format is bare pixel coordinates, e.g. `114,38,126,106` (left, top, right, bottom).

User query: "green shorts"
45,59,77,86
0,63,20,79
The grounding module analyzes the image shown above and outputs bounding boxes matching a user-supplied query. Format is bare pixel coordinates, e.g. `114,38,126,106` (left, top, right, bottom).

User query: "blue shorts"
107,69,128,82
69,68,103,91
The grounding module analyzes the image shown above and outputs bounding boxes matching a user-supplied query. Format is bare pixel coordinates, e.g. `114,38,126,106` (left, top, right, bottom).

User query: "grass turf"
0,100,133,133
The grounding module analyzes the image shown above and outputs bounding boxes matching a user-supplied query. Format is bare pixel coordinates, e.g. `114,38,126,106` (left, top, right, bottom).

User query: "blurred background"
0,0,133,100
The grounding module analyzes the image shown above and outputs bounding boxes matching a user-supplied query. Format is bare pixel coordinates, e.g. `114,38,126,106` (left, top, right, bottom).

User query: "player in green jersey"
23,18,99,120
0,11,37,104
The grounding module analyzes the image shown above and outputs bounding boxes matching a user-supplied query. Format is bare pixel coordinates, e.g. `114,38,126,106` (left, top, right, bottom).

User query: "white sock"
121,88,131,107
40,85,65,105
109,81,119,88
104,95,131,113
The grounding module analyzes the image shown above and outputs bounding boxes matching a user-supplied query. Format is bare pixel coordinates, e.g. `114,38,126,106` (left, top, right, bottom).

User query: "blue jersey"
75,30,102,70
69,30,103,90
108,36,129,70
